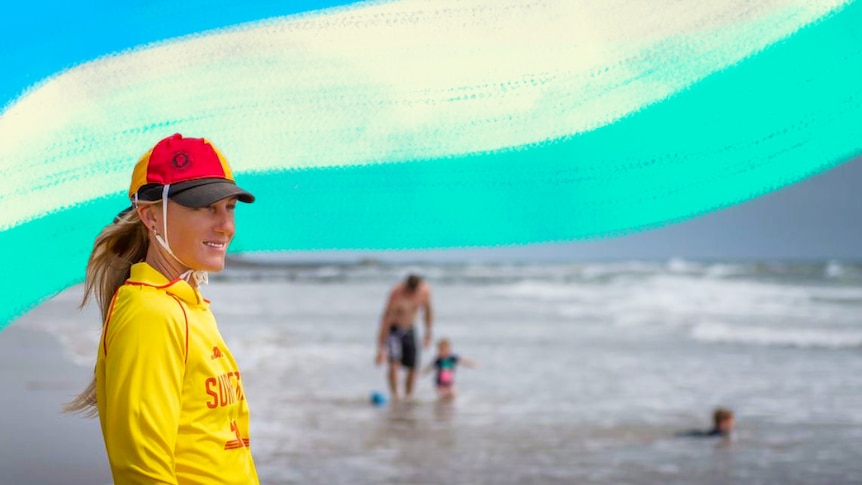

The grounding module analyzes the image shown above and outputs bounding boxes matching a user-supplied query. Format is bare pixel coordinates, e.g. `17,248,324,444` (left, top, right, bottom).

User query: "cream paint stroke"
0,0,849,230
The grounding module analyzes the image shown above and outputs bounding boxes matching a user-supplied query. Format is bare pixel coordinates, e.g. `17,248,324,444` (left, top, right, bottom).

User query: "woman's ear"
136,204,158,231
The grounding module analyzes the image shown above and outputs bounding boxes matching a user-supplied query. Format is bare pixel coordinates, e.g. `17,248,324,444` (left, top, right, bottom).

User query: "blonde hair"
65,207,151,416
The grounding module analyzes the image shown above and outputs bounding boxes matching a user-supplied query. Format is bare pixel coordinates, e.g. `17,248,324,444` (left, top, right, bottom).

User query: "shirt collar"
128,262,206,306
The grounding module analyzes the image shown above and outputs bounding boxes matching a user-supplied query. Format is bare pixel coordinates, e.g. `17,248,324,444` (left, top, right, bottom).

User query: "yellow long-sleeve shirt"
96,262,259,484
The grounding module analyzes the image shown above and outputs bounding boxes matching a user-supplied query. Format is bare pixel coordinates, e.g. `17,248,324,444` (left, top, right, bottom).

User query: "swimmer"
677,407,735,439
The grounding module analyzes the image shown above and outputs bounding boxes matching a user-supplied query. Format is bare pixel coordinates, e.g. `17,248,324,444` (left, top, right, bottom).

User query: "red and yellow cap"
129,133,254,208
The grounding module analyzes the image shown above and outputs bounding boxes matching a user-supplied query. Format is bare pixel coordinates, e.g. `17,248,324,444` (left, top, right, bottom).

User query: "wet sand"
0,322,111,485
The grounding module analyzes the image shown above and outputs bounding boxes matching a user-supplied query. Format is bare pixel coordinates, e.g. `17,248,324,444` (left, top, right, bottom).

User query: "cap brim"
169,178,255,208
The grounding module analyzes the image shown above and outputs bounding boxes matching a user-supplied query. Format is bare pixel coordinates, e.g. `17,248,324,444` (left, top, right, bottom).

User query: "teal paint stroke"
1,2,861,330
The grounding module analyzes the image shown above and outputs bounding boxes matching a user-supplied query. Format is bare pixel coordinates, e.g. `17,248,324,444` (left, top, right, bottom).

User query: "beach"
4,259,862,484
0,323,111,484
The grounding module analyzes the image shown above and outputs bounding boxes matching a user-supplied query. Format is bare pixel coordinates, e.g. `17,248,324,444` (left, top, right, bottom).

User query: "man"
375,274,433,400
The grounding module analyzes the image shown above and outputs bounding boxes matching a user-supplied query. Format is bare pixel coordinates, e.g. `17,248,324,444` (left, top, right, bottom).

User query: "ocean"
20,258,862,484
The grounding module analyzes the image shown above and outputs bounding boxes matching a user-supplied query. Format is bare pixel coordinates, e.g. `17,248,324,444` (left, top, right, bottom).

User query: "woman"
67,133,259,484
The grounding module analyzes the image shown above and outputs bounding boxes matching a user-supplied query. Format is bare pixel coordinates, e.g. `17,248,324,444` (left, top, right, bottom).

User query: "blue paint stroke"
0,0,363,110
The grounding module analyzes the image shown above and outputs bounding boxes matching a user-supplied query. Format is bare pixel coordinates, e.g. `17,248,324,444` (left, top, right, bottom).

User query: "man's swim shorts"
387,325,417,368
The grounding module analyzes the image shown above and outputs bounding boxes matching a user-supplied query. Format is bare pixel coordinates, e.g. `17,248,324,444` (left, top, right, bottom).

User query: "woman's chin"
194,258,226,273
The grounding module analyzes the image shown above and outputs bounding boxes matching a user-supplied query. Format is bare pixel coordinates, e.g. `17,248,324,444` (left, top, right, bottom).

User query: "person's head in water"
437,338,452,357
713,407,734,435
405,274,422,292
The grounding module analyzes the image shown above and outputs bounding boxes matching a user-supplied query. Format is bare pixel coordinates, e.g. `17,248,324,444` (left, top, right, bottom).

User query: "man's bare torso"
387,284,427,329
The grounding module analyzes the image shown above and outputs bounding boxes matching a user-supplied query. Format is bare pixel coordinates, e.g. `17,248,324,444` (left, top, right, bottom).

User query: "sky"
254,154,862,263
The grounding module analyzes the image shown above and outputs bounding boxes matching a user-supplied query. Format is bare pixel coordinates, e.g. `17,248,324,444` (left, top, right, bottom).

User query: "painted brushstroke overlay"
0,0,848,230
1,0,861,329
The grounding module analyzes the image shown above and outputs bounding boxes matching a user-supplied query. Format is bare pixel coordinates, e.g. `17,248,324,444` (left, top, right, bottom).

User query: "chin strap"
145,185,209,286
182,269,209,286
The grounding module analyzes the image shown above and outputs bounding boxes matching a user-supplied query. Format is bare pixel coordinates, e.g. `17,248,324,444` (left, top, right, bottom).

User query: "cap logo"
172,152,191,170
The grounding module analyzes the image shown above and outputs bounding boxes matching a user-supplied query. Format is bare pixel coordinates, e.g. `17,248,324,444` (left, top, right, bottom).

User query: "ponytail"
65,207,150,416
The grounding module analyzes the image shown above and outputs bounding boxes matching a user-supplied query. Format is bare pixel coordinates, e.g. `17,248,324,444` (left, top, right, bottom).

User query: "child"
423,338,476,400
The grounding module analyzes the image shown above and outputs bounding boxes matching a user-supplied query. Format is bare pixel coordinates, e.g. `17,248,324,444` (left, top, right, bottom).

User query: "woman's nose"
214,208,235,235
